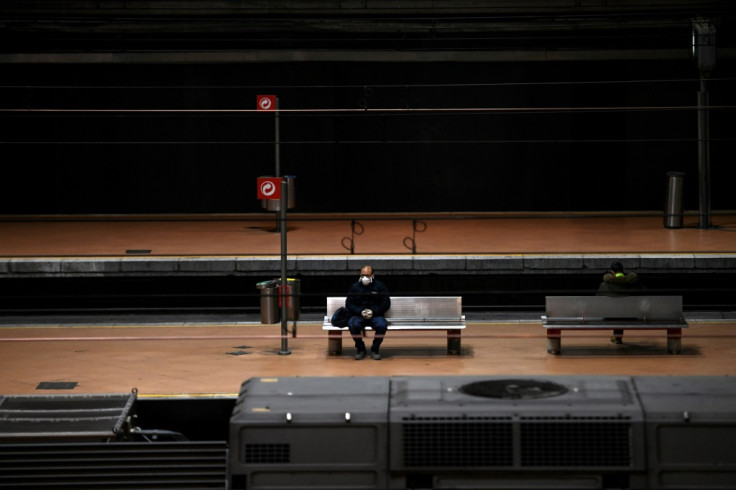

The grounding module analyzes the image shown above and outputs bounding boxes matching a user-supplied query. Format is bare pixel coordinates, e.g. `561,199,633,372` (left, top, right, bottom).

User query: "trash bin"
664,171,685,229
260,175,296,212
256,279,280,324
278,278,301,321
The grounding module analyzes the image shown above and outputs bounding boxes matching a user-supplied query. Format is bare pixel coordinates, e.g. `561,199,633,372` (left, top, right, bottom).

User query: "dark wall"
1,59,734,214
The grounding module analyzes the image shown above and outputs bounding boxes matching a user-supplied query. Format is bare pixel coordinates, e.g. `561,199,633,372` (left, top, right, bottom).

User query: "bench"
541,295,688,355
323,296,466,355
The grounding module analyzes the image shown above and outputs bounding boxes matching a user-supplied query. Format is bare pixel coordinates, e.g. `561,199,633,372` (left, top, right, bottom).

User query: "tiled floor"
1,322,734,396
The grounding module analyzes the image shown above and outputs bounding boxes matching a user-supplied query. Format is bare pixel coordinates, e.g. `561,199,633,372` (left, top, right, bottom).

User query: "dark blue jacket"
346,279,391,317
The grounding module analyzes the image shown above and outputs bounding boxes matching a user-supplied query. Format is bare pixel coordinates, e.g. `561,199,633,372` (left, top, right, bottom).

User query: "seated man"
346,265,391,360
596,261,645,344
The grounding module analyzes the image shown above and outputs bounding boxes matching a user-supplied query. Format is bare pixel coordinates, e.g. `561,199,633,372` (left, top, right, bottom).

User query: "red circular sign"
257,177,281,200
260,180,276,197
257,95,276,111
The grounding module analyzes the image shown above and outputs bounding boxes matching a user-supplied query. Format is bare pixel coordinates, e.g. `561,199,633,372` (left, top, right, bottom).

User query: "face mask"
360,275,373,286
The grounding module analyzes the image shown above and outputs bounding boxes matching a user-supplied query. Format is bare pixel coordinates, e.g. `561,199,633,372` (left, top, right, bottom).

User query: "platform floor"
2,212,736,256
1,321,735,396
1,213,736,397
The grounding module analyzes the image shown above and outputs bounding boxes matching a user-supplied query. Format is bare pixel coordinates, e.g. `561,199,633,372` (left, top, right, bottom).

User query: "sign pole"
274,97,283,232
278,177,291,355
275,97,280,178
257,94,290,355
275,98,288,349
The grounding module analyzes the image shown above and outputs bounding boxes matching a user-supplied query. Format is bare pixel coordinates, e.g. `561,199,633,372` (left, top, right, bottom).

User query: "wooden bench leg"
447,329,462,355
327,330,343,356
547,329,561,355
667,328,682,354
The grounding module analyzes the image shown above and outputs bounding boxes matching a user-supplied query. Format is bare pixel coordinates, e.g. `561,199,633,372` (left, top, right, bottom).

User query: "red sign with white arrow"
257,177,281,200
256,95,277,111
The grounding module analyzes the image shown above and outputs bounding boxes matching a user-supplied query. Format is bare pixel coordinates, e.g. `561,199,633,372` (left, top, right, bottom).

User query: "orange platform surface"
1,213,736,257
1,322,735,396
1,212,735,396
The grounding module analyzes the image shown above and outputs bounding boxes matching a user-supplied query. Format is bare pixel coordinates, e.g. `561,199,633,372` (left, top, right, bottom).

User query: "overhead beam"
4,47,736,64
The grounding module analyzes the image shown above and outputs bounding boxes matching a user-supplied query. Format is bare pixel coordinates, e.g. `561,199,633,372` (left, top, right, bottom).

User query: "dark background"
1,1,734,215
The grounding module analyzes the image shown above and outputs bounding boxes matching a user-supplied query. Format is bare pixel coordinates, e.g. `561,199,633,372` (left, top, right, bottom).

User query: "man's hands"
361,309,373,319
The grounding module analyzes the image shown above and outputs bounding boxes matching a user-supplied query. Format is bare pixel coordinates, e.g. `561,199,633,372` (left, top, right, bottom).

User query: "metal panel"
633,376,736,489
229,377,390,490
0,391,136,442
0,441,227,489
545,296,684,322
389,376,646,477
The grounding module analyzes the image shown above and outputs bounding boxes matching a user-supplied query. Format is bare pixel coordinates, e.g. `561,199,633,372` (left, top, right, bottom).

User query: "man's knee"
348,316,364,333
372,317,388,333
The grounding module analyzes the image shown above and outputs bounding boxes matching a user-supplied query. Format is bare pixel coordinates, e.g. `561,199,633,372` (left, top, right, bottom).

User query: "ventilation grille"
521,422,631,467
0,441,227,489
402,418,513,467
401,418,632,469
244,443,290,464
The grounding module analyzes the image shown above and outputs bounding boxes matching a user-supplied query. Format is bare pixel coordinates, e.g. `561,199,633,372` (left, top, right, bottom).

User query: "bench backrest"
545,296,683,321
326,296,462,320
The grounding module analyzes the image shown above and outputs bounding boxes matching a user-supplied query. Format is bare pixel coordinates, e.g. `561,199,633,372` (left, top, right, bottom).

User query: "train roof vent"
459,379,568,400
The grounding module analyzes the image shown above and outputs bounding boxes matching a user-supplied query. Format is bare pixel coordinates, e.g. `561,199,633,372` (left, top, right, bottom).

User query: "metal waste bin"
260,175,296,212
256,279,280,324
278,278,301,321
664,171,685,229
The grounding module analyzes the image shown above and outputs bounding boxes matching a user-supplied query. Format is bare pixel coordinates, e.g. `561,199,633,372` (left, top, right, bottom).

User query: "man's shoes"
370,351,381,360
610,336,623,344
354,350,367,360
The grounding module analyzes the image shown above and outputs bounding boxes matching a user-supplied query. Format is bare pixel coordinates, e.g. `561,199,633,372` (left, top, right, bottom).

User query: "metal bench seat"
323,296,466,355
542,295,688,354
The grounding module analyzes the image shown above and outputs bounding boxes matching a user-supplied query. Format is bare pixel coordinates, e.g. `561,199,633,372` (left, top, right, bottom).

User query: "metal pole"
278,177,291,355
697,80,711,229
275,97,280,178
274,98,282,232
693,20,715,229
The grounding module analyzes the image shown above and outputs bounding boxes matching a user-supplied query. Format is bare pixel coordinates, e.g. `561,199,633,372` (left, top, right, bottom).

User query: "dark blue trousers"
348,316,388,353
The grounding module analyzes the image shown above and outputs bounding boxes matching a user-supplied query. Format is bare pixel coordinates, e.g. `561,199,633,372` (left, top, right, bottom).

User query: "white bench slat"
326,296,463,318
324,323,465,331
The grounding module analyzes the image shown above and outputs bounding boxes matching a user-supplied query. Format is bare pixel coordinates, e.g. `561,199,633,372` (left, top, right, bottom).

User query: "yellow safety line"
137,393,238,399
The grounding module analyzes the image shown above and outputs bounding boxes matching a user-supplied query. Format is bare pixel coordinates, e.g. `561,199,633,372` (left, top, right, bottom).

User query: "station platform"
2,212,736,397
1,212,736,277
